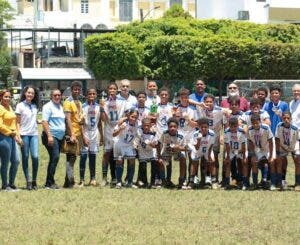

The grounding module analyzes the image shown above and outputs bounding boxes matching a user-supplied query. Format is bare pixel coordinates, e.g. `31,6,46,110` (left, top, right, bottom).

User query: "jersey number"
179,118,185,128
124,134,134,143
90,117,96,127
109,111,118,121
230,142,239,149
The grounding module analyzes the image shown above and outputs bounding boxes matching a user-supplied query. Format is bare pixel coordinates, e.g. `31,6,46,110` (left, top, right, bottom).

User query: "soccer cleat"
270,185,276,191
282,180,288,190
294,185,300,192
110,179,117,187
205,176,212,186
9,184,17,190
230,179,238,187
212,182,219,190
77,180,84,188
32,181,38,190
115,182,122,189
26,181,32,191
89,179,97,187
242,185,248,191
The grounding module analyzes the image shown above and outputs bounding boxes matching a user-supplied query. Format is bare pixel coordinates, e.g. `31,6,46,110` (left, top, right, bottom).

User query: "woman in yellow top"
0,89,21,191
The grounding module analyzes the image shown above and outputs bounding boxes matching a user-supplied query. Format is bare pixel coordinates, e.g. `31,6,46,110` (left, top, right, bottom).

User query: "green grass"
0,126,300,244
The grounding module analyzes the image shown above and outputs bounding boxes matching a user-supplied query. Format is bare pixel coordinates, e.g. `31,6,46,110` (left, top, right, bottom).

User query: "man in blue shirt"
189,79,207,103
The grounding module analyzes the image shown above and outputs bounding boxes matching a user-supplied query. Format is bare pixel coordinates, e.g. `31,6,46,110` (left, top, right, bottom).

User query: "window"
170,0,182,7
81,0,88,14
256,0,266,2
238,11,249,20
119,0,132,22
44,0,53,11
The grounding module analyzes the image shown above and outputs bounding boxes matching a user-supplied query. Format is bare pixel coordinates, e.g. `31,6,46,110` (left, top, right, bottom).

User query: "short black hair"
71,81,82,89
250,114,261,122
250,98,261,107
167,117,178,126
228,96,240,105
137,91,147,97
197,117,209,126
229,117,239,126
204,94,215,101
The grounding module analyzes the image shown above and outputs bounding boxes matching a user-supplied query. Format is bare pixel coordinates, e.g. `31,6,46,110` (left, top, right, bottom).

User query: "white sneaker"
194,176,200,185
242,185,248,191
116,182,122,189
270,185,276,191
205,176,212,185
282,180,288,190
212,182,219,190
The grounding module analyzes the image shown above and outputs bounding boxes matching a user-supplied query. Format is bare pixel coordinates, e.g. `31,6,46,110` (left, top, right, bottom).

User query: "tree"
0,0,13,86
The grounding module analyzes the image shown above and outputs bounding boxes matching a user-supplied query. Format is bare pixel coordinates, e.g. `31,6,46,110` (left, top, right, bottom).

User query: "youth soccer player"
223,117,247,189
100,83,127,186
156,117,187,189
135,91,150,127
135,118,160,188
113,109,139,188
246,114,274,190
197,94,226,183
190,118,216,188
274,111,300,191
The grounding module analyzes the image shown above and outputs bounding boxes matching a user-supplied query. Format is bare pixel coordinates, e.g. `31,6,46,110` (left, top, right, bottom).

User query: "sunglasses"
228,87,237,90
53,94,61,97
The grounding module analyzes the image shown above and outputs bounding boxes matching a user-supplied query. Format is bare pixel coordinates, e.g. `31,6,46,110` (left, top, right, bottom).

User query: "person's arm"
15,113,23,146
224,143,230,162
42,120,54,146
241,142,246,164
268,138,274,163
207,144,214,162
112,119,126,137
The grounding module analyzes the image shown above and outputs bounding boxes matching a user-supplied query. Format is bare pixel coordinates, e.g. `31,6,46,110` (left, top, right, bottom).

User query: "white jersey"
156,103,174,137
103,97,126,137
145,95,161,109
191,129,215,160
176,104,198,138
158,131,185,157
224,127,247,159
135,128,157,160
82,102,101,153
242,110,270,126
197,106,225,145
275,122,300,153
226,111,245,126
247,124,273,159
136,106,150,127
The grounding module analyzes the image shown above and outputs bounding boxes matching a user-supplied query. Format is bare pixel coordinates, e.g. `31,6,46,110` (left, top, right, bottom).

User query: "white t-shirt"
135,128,157,160
191,129,215,160
15,101,38,136
290,99,300,129
242,110,270,126
275,122,300,153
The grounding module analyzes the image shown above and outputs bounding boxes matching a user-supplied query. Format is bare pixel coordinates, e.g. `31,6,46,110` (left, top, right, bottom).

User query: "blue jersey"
263,100,289,135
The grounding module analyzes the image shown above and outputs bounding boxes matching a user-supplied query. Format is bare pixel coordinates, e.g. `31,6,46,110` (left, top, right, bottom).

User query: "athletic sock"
252,172,258,185
115,164,123,183
270,173,276,186
127,164,135,185
224,177,230,186
262,164,268,181
276,173,282,186
296,174,300,185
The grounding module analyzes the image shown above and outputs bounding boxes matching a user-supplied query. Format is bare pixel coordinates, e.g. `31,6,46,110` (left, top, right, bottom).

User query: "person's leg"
178,156,187,188
115,159,124,186
0,135,11,188
30,135,39,189
21,136,30,184
251,157,258,187
102,151,110,183
79,152,87,182
270,157,277,189
294,155,300,189
64,153,76,187
109,152,116,182
9,140,20,188
45,137,60,187
281,156,288,187
223,158,231,187
127,159,135,186
138,160,147,186
88,153,96,181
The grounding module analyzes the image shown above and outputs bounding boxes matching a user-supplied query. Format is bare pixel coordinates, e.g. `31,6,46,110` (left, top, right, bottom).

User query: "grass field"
0,126,300,244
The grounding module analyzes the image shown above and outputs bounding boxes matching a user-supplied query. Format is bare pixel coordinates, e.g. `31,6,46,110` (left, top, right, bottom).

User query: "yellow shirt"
63,97,83,137
0,105,17,136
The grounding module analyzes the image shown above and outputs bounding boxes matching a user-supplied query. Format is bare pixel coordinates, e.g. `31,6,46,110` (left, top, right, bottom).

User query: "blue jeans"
0,133,20,187
44,136,62,186
21,135,39,182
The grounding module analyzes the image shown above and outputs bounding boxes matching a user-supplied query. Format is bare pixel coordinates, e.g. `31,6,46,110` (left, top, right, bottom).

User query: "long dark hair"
20,85,39,108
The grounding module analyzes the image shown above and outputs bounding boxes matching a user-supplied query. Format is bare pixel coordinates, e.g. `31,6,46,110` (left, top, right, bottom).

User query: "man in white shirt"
290,84,300,129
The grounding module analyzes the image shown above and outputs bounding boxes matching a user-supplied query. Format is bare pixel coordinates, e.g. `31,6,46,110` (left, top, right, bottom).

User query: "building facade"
9,0,196,29
196,0,300,24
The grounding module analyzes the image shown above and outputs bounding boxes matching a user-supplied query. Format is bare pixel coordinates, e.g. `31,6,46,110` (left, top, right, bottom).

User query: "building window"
81,0,89,13
170,0,182,7
119,0,133,22
256,0,266,2
44,0,53,11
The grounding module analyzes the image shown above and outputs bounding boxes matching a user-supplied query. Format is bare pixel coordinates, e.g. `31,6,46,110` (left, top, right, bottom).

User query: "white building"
8,0,196,29
196,0,300,24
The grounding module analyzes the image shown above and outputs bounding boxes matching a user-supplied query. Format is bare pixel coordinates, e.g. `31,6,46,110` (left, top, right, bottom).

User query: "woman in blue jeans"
42,89,65,189
0,89,21,191
16,85,40,190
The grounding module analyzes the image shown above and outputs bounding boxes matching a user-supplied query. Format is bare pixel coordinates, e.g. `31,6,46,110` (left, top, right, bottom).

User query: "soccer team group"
1,79,300,191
